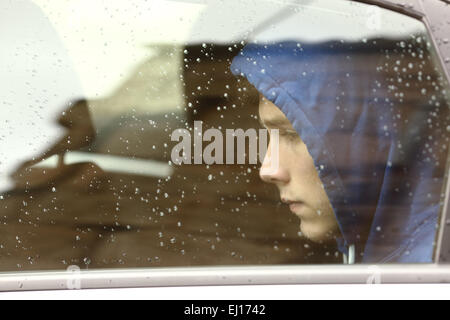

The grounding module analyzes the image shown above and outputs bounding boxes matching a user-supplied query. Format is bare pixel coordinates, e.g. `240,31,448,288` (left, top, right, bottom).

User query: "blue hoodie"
231,39,450,263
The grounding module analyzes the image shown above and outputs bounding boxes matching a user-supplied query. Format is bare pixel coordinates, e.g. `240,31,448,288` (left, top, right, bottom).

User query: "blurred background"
0,0,446,270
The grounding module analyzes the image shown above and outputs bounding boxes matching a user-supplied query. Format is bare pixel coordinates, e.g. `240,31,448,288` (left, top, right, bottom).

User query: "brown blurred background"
3,36,447,270
0,43,341,271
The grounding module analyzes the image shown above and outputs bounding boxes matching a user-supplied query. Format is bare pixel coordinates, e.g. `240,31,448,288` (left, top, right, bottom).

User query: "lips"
288,202,304,213
281,198,305,214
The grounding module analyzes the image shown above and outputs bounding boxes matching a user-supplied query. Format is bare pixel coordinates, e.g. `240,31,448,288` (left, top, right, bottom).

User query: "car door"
1,0,450,299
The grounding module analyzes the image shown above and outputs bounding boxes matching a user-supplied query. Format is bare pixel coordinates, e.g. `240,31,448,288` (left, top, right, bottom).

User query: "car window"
1,0,449,273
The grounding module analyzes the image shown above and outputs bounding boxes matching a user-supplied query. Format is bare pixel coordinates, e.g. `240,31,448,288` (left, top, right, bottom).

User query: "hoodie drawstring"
343,244,356,265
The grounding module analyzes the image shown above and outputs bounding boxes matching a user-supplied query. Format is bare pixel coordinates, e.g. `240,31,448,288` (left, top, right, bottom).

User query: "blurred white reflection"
30,0,423,100
187,0,423,43
0,0,83,192
32,152,173,178
32,0,206,99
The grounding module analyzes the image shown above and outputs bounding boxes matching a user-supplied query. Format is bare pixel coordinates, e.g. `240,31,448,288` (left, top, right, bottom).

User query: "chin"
300,221,335,243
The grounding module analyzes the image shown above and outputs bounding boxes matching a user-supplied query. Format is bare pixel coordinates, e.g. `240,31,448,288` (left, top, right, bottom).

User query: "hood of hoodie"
230,39,450,263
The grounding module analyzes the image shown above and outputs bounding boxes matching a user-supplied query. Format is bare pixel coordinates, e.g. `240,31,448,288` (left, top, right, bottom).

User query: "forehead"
258,95,293,129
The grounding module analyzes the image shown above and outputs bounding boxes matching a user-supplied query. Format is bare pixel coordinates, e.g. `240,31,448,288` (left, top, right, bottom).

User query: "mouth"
288,202,305,213
281,198,305,214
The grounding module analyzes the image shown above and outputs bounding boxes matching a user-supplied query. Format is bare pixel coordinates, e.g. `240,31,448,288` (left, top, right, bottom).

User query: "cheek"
280,141,318,179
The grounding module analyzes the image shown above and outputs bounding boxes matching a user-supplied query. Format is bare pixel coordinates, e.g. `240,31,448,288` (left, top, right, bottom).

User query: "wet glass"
0,0,449,271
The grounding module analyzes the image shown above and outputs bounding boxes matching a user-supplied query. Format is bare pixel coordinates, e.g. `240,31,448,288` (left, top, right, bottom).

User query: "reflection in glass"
0,0,449,271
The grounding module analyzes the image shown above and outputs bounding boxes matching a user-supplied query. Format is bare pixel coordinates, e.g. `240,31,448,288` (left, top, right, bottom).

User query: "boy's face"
258,96,341,243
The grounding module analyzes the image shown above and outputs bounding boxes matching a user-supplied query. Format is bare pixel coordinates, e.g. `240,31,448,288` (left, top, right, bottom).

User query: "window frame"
1,0,450,292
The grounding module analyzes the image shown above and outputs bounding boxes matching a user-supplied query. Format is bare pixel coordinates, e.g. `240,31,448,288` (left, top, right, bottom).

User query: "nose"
259,144,290,184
